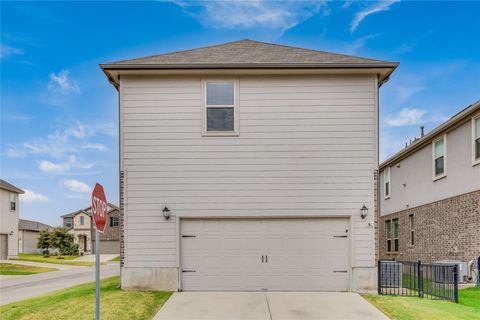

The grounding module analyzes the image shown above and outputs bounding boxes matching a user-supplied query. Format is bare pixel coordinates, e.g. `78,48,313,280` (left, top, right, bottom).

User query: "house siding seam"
120,170,125,267
379,190,480,263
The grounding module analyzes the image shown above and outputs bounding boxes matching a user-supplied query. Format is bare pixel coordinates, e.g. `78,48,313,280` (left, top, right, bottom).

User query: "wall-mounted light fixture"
162,205,171,220
9,231,14,236
360,205,368,219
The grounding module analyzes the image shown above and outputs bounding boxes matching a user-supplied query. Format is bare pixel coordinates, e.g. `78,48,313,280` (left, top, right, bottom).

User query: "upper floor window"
384,167,391,199
9,193,16,211
203,80,238,135
473,115,480,165
65,217,73,228
110,216,119,227
433,135,446,180
79,216,85,225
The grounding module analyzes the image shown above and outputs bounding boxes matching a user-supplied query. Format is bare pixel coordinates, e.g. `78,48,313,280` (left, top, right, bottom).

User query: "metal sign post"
92,183,108,320
95,228,100,320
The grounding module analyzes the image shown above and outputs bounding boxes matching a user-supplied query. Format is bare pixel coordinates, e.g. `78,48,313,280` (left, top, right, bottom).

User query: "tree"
37,229,52,251
49,228,76,256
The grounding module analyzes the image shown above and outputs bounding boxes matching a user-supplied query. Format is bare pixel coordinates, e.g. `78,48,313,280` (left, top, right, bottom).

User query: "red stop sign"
92,183,108,233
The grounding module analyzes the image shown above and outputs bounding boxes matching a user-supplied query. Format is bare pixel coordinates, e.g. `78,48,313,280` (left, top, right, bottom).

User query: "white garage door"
181,218,350,291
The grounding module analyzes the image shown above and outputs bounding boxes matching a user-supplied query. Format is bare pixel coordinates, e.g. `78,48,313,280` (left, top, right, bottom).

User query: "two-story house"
379,100,480,263
101,39,398,292
0,179,24,259
61,202,120,254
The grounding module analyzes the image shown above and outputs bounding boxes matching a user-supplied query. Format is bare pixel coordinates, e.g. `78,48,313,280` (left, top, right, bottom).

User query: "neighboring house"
378,101,480,263
61,203,120,254
18,219,54,254
0,179,24,260
101,39,398,292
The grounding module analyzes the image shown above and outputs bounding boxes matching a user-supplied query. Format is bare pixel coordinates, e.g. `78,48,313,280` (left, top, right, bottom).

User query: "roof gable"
108,39,392,66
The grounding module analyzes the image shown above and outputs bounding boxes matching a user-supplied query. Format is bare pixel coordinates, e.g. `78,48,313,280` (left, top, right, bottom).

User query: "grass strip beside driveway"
13,253,95,266
0,276,171,320
364,287,480,320
0,263,58,275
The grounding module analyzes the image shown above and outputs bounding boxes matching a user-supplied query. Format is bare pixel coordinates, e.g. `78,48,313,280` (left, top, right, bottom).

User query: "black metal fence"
378,260,458,303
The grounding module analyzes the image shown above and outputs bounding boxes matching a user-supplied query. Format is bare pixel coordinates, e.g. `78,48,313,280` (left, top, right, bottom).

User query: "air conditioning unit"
432,260,468,283
380,261,403,288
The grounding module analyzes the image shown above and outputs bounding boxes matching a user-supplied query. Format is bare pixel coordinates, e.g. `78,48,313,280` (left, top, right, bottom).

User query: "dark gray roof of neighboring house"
104,39,396,67
0,179,24,194
380,99,480,170
61,203,119,218
19,219,53,232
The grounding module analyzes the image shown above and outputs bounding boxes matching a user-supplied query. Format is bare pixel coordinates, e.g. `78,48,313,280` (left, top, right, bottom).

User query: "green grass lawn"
13,253,95,267
111,256,120,262
364,287,480,320
0,276,171,320
0,263,58,275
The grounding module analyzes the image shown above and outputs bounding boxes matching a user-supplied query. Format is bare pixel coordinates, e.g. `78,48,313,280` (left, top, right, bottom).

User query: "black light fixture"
162,205,171,220
360,205,369,219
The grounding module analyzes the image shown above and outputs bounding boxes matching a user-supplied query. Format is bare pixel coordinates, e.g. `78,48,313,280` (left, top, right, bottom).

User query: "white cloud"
350,0,400,32
39,155,93,173
48,70,80,94
40,160,70,173
172,0,326,33
63,179,91,193
20,189,50,203
7,122,108,159
385,108,426,126
0,44,24,59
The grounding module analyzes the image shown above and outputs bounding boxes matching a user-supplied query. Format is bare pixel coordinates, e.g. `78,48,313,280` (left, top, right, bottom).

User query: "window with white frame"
65,217,73,228
204,80,238,134
79,216,85,225
384,167,391,199
9,193,16,211
110,216,119,227
433,135,446,179
473,115,480,165
386,220,392,253
393,218,399,252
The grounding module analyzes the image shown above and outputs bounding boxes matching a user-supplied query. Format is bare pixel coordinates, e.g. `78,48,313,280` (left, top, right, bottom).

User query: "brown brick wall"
379,190,480,263
91,209,120,241
119,170,125,267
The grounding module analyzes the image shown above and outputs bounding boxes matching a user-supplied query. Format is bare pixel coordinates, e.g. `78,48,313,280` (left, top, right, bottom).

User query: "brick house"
378,100,480,264
61,203,120,254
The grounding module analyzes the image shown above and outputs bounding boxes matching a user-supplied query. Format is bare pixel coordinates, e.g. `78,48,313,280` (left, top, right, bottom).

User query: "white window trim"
9,193,16,212
201,79,240,137
384,166,391,199
432,134,447,181
472,114,480,166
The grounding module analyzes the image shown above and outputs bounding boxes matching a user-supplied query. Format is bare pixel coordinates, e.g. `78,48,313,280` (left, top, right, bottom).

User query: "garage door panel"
181,218,349,291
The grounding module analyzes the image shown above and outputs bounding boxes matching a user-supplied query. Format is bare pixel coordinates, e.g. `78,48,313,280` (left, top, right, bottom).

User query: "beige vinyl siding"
121,75,377,269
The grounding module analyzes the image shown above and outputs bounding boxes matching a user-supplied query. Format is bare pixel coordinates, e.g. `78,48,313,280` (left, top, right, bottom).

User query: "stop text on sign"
92,196,107,218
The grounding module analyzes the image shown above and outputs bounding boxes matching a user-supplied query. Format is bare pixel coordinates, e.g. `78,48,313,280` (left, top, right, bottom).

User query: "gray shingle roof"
61,203,119,218
19,219,53,232
0,179,24,194
105,39,396,67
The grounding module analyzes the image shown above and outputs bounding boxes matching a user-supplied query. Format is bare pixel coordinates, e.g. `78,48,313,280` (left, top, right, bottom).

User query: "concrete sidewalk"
75,254,118,263
0,259,78,270
154,292,389,320
0,263,119,305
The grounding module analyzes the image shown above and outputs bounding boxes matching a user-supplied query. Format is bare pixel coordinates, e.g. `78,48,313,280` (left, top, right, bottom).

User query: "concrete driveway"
154,292,388,320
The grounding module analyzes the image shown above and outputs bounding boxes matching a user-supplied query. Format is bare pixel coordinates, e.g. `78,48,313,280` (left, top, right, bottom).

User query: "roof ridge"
108,39,391,65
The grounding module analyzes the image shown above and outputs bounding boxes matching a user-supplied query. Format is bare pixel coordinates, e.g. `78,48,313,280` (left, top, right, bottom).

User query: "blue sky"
1,1,479,226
